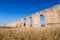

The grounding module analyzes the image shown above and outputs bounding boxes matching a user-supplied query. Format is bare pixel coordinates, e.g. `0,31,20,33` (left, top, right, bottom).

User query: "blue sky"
0,0,60,24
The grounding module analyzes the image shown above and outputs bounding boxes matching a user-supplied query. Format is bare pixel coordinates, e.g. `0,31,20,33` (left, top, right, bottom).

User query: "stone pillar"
54,5,60,23
54,6,60,27
20,18,24,27
32,13,40,27
16,19,21,27
26,16,30,27
45,8,55,24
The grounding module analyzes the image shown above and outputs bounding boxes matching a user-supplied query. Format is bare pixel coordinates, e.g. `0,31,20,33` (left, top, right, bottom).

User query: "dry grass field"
0,25,60,40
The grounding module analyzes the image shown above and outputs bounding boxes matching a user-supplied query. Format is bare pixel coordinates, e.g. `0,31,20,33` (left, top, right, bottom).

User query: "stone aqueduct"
1,4,60,27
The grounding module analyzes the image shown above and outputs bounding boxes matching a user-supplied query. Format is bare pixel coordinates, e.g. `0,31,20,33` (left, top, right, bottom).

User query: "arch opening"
40,15,45,26
30,17,33,27
24,18,26,27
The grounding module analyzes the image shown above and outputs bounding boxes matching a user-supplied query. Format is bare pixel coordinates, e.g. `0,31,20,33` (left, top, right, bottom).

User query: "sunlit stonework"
0,4,60,27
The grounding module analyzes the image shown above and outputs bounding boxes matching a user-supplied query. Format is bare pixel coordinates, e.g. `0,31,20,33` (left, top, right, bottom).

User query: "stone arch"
40,14,45,25
30,17,33,27
24,18,26,27
39,11,46,25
